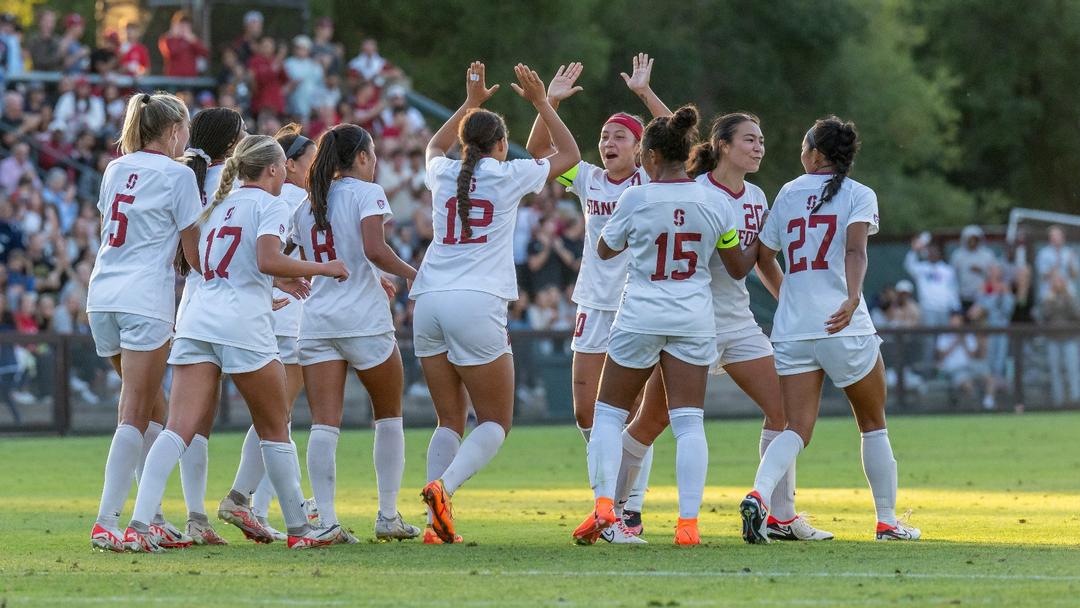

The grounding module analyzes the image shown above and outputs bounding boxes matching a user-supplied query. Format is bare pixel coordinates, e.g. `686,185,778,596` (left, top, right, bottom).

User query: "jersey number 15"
651,232,701,281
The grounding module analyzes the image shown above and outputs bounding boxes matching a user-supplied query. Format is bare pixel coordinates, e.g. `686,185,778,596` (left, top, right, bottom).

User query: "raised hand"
465,61,500,107
620,52,656,95
547,62,584,102
510,63,548,105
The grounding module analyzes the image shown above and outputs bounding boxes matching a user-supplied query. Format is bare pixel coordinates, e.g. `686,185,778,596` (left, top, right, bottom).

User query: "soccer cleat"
876,521,921,541
421,480,456,544
217,495,274,544
600,519,648,545
739,491,770,544
622,510,644,536
256,517,288,542
767,515,834,541
375,512,422,541
187,518,228,545
123,526,165,553
422,527,463,544
90,523,125,552
572,497,617,545
287,524,349,549
303,497,321,527
150,518,194,549
674,518,700,545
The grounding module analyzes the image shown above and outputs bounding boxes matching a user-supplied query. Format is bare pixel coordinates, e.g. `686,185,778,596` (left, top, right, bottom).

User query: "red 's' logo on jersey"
377,199,386,209
126,173,138,189
673,208,685,227
806,195,818,210
224,207,235,221
279,224,286,234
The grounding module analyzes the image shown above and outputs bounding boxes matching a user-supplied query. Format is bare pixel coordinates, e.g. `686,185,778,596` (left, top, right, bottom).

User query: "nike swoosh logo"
721,234,738,246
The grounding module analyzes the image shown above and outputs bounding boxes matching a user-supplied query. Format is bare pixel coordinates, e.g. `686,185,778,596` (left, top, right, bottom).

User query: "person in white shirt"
123,135,350,552
292,122,420,544
572,105,756,547
520,55,671,541
904,238,960,327
1036,225,1079,301
417,62,580,544
87,92,202,553
740,116,920,544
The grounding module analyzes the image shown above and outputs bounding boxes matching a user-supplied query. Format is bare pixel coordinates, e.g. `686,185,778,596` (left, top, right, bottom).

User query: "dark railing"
0,325,1077,435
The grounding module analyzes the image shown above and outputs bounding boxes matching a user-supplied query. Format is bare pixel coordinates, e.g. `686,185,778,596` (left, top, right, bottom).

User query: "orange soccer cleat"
674,518,700,545
423,527,463,544
421,480,456,543
572,497,617,545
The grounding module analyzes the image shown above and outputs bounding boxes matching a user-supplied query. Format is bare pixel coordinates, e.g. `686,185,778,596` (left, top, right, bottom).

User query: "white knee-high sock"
753,430,804,511
307,425,340,527
442,421,506,495
131,430,186,526
96,423,144,529
231,425,265,497
861,429,898,525
670,408,707,520
587,402,629,501
261,440,307,533
136,421,163,483
614,430,649,515
761,429,797,521
251,475,274,519
179,434,208,517
625,444,653,513
374,417,405,517
426,427,461,524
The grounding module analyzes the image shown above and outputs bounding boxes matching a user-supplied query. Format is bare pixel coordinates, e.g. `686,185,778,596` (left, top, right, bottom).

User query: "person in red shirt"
247,36,288,116
158,10,207,77
119,21,150,77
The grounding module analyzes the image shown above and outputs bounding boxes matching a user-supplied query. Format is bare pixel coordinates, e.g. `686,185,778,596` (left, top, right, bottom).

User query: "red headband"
604,113,643,140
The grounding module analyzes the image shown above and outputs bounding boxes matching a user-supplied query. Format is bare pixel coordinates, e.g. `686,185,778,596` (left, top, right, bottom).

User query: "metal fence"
0,325,1077,435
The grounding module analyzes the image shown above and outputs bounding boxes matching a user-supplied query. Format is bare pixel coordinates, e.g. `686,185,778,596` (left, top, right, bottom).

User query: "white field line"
0,597,1056,607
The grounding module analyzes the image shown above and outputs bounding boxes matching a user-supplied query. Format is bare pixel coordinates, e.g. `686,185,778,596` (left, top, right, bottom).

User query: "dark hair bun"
670,105,699,134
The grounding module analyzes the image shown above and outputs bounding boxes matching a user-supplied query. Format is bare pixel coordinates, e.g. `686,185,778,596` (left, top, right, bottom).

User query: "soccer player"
417,62,580,544
739,116,920,543
123,135,351,552
291,123,421,543
87,92,202,552
523,53,671,542
616,112,834,541
572,105,758,546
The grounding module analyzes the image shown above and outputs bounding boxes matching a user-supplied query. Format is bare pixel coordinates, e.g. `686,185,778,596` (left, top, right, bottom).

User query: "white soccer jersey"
759,173,880,342
177,163,227,321
176,186,291,353
561,161,649,311
411,156,550,301
87,151,202,323
601,179,738,337
292,177,394,339
271,181,309,338
696,173,768,333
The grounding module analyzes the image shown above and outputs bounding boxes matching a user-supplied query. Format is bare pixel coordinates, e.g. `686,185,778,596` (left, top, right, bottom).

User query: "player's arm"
621,53,672,119
257,234,349,282
755,245,784,300
426,61,500,163
179,224,201,274
826,222,870,334
716,229,759,280
361,215,417,281
511,64,581,179
525,63,584,159
597,236,625,261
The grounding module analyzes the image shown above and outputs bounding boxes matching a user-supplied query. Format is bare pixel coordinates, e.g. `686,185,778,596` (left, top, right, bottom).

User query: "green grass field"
1,412,1078,607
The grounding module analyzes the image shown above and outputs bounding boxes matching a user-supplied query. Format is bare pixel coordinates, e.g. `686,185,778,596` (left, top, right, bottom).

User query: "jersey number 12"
442,198,494,245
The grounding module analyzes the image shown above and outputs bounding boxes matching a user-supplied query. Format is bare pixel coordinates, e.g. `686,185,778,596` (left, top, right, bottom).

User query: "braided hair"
806,115,860,213
456,109,506,239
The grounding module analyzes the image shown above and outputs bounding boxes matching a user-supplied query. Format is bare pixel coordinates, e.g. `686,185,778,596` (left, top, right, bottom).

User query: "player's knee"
573,409,593,430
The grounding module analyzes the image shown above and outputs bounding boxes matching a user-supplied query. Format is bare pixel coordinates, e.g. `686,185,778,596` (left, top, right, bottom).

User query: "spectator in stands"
284,35,324,120
887,280,921,327
558,211,584,286
27,10,61,71
936,310,991,408
0,142,41,195
905,235,960,326
527,215,578,295
1040,271,1080,406
311,18,344,75
971,263,1015,410
1036,225,1079,301
381,85,426,133
0,200,24,261
1,91,39,148
234,10,263,65
50,76,106,138
119,21,150,77
379,148,417,219
950,225,998,311
248,36,288,117
351,79,383,133
41,168,78,235
1004,232,1035,323
89,30,120,78
0,13,23,79
158,10,207,78
59,13,89,75
348,37,400,85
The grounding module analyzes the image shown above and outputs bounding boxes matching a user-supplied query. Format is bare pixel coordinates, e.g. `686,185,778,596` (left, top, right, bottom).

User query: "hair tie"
141,93,152,105
186,147,211,165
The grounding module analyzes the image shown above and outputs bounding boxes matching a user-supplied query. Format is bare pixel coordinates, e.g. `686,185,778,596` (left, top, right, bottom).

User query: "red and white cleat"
187,518,229,545
876,520,921,541
123,526,165,553
767,514,834,541
287,524,350,550
150,518,193,548
218,495,273,544
90,523,125,552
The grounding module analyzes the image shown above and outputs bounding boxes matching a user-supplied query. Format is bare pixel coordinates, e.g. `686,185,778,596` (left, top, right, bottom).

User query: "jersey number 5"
651,232,701,281
442,198,494,245
107,193,136,247
202,226,243,280
787,215,836,273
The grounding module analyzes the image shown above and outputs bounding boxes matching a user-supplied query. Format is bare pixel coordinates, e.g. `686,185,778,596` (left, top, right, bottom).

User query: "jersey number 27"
786,215,836,273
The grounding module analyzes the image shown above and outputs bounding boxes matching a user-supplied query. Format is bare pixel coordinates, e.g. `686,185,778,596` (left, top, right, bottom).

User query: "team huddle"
86,54,920,553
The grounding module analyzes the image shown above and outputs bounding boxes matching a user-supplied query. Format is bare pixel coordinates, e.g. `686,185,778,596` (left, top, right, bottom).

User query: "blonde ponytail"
117,92,188,154
199,134,284,224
